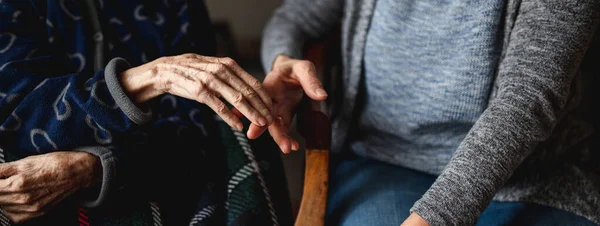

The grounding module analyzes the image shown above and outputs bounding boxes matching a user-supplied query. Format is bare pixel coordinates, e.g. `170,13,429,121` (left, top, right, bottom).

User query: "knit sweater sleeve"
410,1,600,225
260,0,344,72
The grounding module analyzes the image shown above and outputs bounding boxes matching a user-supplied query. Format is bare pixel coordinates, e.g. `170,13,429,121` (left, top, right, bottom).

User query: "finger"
268,125,292,154
192,56,274,115
291,139,300,151
3,210,43,224
0,193,20,205
0,189,39,206
0,163,17,179
291,61,328,100
166,63,267,127
247,123,268,140
196,62,272,125
202,94,244,131
160,68,244,130
0,175,22,194
231,107,244,119
2,204,34,213
201,73,268,127
268,116,296,153
209,64,273,124
181,58,273,123
216,58,274,117
167,58,273,124
2,190,64,213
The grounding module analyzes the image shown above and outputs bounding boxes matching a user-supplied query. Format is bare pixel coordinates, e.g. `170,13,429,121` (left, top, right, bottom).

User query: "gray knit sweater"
354,0,505,175
261,0,600,225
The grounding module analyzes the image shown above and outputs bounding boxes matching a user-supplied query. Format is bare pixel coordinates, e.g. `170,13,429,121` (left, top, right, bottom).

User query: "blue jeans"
326,154,597,226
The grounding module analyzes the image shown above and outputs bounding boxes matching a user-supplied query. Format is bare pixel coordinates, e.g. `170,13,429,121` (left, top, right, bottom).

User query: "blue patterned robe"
0,1,291,225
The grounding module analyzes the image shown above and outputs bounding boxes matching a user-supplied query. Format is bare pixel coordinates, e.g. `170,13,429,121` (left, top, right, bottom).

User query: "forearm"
117,58,164,104
411,100,548,225
411,0,600,225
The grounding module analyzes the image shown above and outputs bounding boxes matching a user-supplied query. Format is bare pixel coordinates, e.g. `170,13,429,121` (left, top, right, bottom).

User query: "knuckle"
250,80,263,90
232,92,244,104
215,102,229,114
242,87,256,96
197,81,206,91
194,83,207,98
212,63,227,73
246,91,259,101
156,56,169,64
198,71,211,83
160,56,175,64
206,79,221,90
158,71,172,93
10,176,25,191
298,60,314,70
201,75,217,90
221,57,235,66
223,74,235,84
155,62,168,71
182,53,196,59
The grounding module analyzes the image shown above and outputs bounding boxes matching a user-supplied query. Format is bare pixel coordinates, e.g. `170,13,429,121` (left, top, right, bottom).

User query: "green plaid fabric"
4,118,292,226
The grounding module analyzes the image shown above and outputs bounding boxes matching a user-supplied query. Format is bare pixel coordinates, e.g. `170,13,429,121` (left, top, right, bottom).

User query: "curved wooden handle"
294,149,329,226
295,98,331,226
294,25,337,225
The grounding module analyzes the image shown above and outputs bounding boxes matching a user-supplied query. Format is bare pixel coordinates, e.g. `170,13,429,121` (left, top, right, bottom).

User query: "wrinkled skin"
121,53,274,130
0,151,101,223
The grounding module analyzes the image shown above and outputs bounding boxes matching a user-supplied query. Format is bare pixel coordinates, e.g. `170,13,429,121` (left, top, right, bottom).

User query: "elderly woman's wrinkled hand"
120,53,274,130
0,151,101,223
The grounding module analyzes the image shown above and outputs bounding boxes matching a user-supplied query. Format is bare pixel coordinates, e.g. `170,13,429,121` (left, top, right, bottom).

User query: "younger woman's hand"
401,213,430,226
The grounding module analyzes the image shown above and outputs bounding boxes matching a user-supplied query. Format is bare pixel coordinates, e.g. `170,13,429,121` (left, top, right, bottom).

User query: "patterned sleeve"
0,1,149,154
0,1,152,207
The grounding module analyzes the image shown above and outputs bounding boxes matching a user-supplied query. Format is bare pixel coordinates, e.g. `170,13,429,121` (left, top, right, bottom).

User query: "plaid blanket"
0,116,293,226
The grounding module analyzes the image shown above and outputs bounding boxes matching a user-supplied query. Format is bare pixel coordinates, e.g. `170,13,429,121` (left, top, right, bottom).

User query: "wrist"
83,153,102,188
119,60,163,104
65,152,103,189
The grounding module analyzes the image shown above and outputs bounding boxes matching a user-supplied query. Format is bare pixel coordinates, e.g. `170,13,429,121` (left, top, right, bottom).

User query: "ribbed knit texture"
354,0,504,174
261,0,600,225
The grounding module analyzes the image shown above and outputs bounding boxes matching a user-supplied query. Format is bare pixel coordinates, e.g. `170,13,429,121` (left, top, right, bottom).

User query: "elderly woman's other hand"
0,152,101,223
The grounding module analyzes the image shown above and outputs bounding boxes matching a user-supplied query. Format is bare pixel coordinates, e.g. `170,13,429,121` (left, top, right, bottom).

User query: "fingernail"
279,145,288,154
266,114,273,124
315,88,328,97
236,123,244,131
258,117,267,126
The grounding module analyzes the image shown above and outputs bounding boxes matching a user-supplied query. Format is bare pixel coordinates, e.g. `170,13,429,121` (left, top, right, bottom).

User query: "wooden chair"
293,28,341,226
294,96,331,226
